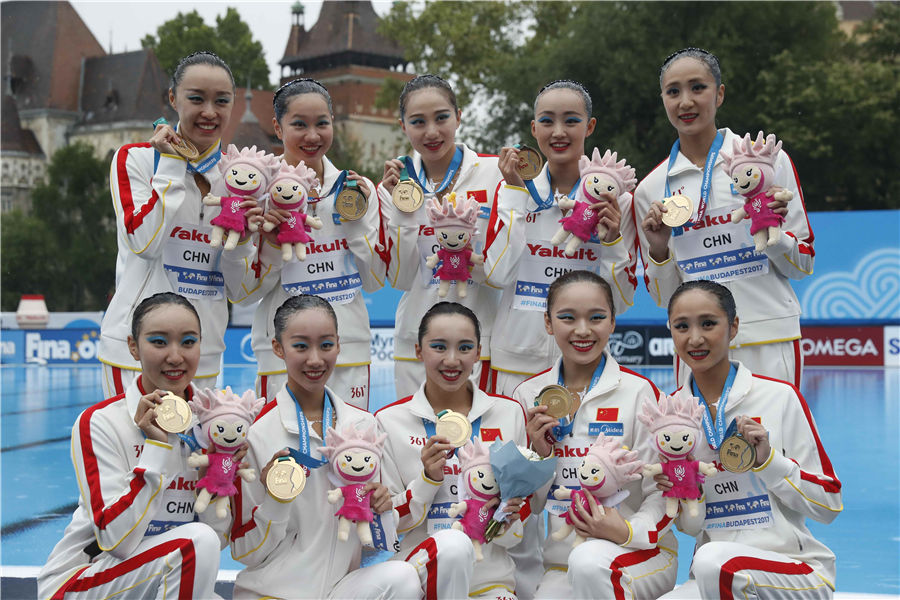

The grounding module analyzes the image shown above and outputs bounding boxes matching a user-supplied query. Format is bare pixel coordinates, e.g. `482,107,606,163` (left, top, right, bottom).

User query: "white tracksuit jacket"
377,145,503,362
230,156,384,377
633,128,815,348
375,384,528,595
37,378,229,598
230,384,380,599
671,362,841,587
483,164,638,376
512,352,676,569
100,143,256,379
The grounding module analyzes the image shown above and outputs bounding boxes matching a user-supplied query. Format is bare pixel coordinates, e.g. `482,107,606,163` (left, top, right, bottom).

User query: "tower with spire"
279,0,412,173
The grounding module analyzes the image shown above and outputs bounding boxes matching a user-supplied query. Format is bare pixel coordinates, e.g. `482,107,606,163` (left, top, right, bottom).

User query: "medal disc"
535,385,574,419
156,392,192,433
661,194,694,227
719,434,756,473
171,138,200,161
392,179,424,213
434,410,472,448
266,457,307,501
335,186,367,221
515,145,543,181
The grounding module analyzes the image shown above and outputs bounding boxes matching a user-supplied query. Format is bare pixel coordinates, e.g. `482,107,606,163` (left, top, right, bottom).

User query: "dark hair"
534,79,592,117
398,74,458,121
170,51,235,92
545,270,615,319
417,302,481,346
273,295,338,342
659,47,722,88
273,78,333,123
667,280,737,322
131,292,200,339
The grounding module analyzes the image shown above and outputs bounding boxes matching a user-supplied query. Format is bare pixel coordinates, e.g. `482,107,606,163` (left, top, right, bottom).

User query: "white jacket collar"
274,383,348,438
665,127,734,177
677,360,753,410
548,349,622,403
406,381,496,423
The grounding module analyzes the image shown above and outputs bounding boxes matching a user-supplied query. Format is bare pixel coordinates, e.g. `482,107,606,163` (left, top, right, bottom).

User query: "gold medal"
661,194,694,227
155,392,192,433
335,184,367,221
171,137,200,161
392,179,424,213
515,145,543,181
719,434,756,473
266,456,307,501
434,410,472,448
535,385,574,419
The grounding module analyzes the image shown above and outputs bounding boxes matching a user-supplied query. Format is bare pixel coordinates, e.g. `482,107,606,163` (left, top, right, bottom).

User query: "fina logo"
607,330,642,357
801,248,899,319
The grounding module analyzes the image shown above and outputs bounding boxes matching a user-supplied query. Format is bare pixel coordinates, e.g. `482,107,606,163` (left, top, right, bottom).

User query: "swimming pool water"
2,364,896,594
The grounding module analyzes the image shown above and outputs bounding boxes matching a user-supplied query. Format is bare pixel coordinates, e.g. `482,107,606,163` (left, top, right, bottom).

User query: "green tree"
142,8,271,90
376,1,900,209
1,143,117,311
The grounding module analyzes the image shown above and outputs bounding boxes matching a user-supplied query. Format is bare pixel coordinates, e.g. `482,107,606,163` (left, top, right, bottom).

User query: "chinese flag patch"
481,428,502,442
595,408,619,421
467,190,488,204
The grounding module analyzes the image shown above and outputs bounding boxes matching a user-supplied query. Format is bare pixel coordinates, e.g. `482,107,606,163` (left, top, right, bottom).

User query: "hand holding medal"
134,389,188,442
263,449,307,502
723,415,770,471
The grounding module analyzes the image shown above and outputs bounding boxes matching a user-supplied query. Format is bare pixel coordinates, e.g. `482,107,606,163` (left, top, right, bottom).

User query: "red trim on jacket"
719,555,813,599
116,143,160,234
752,374,840,493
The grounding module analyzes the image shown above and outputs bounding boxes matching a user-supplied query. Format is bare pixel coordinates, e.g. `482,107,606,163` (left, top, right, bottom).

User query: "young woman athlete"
231,79,384,409
635,48,814,387
658,280,840,598
99,52,259,397
484,80,638,398
516,271,676,599
378,75,503,399
376,302,528,599
39,293,229,599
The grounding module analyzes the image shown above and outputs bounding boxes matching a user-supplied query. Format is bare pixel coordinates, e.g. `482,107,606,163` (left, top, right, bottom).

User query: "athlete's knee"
691,542,728,584
431,528,475,569
567,539,612,579
381,561,421,599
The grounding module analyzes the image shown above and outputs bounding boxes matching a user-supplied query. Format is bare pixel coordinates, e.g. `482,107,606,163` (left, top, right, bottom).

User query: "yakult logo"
170,226,211,243
527,243,599,262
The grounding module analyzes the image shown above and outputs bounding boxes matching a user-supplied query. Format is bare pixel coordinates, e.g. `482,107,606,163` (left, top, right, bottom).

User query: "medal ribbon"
525,168,580,213
308,169,348,205
286,387,334,470
691,362,738,449
664,131,724,226
403,146,463,195
553,355,607,439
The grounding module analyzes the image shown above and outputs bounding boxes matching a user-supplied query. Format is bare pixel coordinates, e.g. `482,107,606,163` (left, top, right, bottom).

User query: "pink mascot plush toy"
263,160,324,261
320,423,387,545
202,145,277,250
723,131,793,252
551,433,643,547
638,394,717,518
187,387,265,518
448,439,498,561
425,191,483,299
552,148,637,257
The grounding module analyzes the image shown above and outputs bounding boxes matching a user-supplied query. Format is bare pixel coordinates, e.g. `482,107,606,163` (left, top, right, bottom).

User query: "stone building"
280,0,413,173
0,1,279,213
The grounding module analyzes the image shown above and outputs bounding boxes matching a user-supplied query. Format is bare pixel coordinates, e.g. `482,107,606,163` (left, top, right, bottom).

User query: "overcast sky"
70,1,395,85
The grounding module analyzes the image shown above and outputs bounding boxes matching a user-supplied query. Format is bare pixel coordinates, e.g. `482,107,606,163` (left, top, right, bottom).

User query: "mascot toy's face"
578,458,610,492
227,163,264,193
269,178,306,208
336,448,379,483
582,173,618,202
436,227,472,251
466,466,497,500
731,165,763,195
207,417,250,450
655,428,696,458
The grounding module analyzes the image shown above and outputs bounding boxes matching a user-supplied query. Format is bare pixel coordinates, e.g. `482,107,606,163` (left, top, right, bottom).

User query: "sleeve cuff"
260,488,294,521
139,438,176,473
